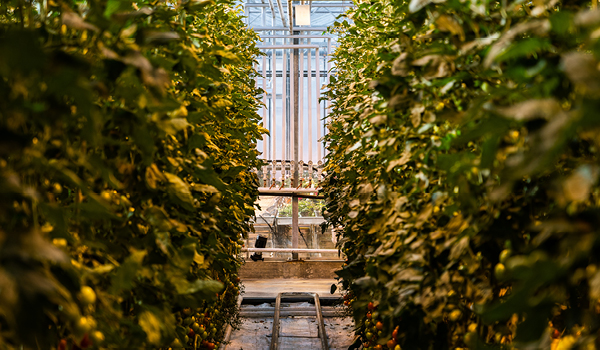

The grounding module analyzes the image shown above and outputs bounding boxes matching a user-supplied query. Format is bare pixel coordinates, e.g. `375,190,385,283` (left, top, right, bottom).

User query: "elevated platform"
241,278,342,298
240,260,342,280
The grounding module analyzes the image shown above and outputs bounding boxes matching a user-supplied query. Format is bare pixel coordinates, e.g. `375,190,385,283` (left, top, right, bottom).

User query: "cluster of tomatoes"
341,297,403,350
171,306,220,350
342,292,355,306
173,276,241,349
56,286,105,350
361,302,401,350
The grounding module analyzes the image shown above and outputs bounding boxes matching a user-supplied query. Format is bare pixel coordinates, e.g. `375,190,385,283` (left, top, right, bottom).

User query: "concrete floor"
241,279,342,298
224,315,355,350
223,280,353,350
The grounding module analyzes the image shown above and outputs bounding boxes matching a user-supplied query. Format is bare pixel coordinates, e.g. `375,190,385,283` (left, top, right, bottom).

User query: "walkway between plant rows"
220,261,355,350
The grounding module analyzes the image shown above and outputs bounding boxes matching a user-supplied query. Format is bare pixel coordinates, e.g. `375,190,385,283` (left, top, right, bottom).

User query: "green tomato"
494,263,507,279
464,332,477,347
481,82,489,92
79,286,96,305
91,331,104,344
75,316,92,335
449,310,462,322
499,249,511,264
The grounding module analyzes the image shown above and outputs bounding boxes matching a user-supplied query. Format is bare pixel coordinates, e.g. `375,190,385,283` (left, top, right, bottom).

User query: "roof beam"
275,0,288,28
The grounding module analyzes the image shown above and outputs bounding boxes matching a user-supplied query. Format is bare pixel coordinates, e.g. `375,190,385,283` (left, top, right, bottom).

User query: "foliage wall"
323,0,600,348
0,0,263,349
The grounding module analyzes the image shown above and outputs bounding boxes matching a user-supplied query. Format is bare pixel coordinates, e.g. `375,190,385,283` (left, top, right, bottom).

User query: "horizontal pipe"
242,248,339,254
261,35,334,38
258,45,321,49
240,310,343,318
243,307,332,312
252,26,329,31
257,188,323,198
258,193,324,199
246,3,353,6
258,187,320,194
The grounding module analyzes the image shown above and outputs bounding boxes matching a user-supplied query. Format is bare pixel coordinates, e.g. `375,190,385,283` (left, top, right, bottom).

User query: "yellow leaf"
436,14,465,41
139,311,161,345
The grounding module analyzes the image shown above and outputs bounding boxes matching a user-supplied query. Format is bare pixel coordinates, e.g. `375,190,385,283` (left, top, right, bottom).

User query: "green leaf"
495,38,552,63
164,173,195,211
104,0,133,19
110,249,147,294
550,11,573,35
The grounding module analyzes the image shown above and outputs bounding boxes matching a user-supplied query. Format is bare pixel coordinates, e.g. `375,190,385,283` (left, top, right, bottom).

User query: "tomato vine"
324,0,600,349
0,0,263,348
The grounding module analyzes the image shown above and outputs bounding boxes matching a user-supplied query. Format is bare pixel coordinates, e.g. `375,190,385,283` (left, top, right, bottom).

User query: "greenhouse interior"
1,0,600,349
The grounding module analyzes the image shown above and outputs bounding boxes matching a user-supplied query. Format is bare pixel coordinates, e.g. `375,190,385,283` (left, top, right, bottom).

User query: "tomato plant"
0,0,263,348
324,0,600,348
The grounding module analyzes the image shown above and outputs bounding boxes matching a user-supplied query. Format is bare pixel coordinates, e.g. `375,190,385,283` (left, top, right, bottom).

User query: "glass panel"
249,196,338,260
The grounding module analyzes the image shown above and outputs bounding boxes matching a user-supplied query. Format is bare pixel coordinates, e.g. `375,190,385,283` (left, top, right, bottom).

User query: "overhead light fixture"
295,4,311,26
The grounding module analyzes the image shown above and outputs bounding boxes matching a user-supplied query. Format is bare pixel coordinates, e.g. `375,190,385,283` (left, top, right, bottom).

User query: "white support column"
271,48,277,163
325,38,332,158
307,47,313,163
315,47,322,162
256,60,269,160
262,55,268,159
289,48,295,172
282,49,287,171
299,47,304,165
271,52,277,177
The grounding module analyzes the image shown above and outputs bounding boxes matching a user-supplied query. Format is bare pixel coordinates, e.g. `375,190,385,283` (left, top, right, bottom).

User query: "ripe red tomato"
552,329,561,339
367,312,372,319
387,339,397,348
80,333,93,348
188,328,195,337
376,321,383,330
207,342,215,350
58,339,67,350
392,327,399,340
368,302,376,311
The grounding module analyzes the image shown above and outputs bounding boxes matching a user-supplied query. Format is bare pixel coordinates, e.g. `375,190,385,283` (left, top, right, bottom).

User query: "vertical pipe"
292,196,299,252
257,58,267,187
262,55,268,160
282,49,287,174
288,47,293,188
307,48,312,162
292,22,300,257
272,48,277,168
315,47,322,162
299,47,304,163
288,0,294,33
271,52,277,176
246,235,250,260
